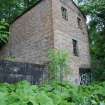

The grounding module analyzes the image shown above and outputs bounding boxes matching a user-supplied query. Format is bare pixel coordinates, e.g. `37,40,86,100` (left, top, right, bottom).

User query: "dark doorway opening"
79,68,91,85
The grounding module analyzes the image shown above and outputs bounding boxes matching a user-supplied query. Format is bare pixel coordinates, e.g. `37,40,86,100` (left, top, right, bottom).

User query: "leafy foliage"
0,81,105,105
0,0,39,24
48,49,70,82
0,21,9,47
78,0,105,81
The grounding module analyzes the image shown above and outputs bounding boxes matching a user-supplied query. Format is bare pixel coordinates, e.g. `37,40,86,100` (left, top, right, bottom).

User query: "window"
72,39,79,56
61,7,68,20
77,17,82,29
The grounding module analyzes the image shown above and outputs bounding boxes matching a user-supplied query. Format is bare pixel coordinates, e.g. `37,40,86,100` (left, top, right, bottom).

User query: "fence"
0,60,48,84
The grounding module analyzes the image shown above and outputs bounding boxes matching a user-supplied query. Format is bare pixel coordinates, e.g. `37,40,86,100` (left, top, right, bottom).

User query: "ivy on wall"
0,21,9,47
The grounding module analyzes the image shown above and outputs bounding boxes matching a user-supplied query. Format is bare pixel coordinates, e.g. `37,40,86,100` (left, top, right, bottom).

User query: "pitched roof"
11,0,42,24
11,0,85,24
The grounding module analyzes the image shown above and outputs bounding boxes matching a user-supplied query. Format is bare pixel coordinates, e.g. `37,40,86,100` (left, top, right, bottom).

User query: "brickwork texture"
0,0,91,84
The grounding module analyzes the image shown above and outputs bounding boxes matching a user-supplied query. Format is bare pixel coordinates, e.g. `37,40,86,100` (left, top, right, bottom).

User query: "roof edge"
71,0,86,19
10,0,42,24
11,0,86,24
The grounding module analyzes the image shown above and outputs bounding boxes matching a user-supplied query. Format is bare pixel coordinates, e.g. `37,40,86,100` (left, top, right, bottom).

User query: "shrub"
0,21,9,47
0,81,105,105
48,49,70,83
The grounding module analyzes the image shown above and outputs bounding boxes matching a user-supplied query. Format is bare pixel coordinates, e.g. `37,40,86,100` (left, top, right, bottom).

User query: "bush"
0,21,9,47
0,81,105,105
48,49,70,82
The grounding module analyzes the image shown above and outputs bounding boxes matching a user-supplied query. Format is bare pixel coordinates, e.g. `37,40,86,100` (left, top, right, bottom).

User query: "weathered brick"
0,0,91,84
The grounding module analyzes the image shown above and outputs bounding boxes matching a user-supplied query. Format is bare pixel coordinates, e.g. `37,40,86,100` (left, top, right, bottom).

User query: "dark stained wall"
0,60,48,84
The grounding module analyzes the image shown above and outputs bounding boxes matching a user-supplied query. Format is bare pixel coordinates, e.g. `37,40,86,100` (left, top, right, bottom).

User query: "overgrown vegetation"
77,0,105,82
0,21,9,47
0,81,105,105
48,49,70,83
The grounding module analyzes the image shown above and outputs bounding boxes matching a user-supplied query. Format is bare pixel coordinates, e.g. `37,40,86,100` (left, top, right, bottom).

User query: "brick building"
0,0,91,84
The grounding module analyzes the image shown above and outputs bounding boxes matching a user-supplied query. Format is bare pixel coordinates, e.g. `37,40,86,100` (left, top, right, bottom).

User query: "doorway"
79,68,91,85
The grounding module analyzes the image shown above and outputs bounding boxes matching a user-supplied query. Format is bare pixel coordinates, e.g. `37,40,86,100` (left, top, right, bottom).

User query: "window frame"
77,17,82,29
61,7,68,21
72,39,79,56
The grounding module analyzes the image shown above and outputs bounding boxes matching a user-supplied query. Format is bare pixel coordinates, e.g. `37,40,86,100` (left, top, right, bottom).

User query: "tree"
78,0,105,81
0,0,25,23
0,0,38,24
